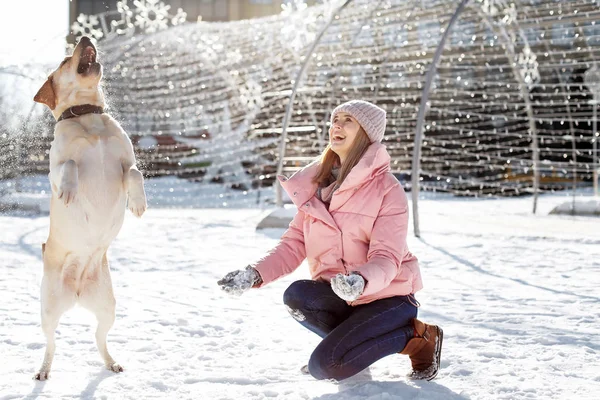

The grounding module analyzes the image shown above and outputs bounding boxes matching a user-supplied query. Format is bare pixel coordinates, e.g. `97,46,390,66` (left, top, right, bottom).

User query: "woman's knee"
308,349,333,380
282,280,313,308
308,348,350,381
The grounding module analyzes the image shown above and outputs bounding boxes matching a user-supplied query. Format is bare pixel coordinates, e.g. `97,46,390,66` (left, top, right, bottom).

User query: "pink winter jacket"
254,142,423,305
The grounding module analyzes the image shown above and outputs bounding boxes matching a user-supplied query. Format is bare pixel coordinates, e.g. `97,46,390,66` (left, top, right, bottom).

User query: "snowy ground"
1,183,600,399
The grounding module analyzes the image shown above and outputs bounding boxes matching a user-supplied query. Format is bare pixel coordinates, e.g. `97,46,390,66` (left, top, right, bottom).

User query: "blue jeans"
283,280,418,381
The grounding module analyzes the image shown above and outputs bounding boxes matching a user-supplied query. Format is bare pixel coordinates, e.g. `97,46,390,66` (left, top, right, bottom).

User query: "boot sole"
426,326,443,381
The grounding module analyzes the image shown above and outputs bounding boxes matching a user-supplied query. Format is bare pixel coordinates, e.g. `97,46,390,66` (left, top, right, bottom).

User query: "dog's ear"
34,77,56,110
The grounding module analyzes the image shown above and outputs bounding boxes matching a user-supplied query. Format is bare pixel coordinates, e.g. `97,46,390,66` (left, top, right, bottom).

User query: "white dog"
32,36,146,380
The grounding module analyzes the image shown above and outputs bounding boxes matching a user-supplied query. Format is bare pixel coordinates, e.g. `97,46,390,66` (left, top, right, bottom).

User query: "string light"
1,0,599,204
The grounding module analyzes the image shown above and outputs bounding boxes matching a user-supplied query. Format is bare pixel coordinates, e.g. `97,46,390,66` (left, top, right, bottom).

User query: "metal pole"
275,0,354,207
476,13,541,214
571,117,577,215
411,0,470,237
594,100,598,196
584,64,600,196
536,40,578,214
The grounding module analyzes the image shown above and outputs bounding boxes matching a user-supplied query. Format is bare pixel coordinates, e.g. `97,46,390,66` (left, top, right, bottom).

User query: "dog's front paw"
128,197,147,218
58,183,78,206
34,369,50,381
108,363,124,373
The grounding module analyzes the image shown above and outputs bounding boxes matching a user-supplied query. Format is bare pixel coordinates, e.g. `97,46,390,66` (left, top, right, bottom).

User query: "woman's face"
329,112,361,163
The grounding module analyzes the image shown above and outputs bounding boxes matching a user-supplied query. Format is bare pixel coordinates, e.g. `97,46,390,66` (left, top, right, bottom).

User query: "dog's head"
33,36,105,120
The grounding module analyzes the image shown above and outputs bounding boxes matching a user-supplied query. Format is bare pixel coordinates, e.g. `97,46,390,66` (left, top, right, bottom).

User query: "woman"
217,100,443,381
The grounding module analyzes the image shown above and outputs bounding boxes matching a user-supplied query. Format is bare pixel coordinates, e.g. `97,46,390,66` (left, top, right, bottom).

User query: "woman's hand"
331,272,365,301
217,266,262,296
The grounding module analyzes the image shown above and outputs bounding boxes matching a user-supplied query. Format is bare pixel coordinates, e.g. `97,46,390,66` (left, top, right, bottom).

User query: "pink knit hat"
330,100,386,143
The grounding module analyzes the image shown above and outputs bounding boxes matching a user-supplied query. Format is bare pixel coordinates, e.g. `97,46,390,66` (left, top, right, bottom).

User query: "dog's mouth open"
77,45,99,75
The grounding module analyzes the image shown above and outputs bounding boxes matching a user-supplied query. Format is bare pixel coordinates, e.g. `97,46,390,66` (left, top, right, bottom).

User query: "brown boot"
400,318,443,380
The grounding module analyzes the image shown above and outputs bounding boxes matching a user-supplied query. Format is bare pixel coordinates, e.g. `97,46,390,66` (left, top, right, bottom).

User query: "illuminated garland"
3,0,599,203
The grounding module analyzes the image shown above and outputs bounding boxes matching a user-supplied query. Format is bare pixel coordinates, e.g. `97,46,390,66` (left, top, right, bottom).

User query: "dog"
32,36,147,380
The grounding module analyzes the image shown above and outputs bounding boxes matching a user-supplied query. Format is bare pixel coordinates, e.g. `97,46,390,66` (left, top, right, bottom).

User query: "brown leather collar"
58,104,104,122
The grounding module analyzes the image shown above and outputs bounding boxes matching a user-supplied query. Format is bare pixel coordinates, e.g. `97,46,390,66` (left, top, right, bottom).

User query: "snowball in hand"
217,266,260,296
331,273,364,301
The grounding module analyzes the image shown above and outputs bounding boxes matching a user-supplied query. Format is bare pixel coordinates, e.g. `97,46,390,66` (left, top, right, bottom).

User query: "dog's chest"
78,134,124,179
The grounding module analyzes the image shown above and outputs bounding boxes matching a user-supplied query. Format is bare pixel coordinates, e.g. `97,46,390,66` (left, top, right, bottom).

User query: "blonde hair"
312,128,371,186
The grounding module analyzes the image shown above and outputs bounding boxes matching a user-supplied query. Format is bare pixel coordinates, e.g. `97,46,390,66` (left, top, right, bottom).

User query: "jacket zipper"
340,230,348,275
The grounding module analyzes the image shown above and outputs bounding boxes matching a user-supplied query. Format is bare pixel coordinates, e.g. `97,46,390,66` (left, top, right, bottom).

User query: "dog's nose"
78,36,91,45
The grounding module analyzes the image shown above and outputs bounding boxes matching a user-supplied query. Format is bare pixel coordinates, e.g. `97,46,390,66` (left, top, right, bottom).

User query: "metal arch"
499,3,579,214
410,0,471,238
275,0,354,207
322,0,386,152
537,39,579,214
475,12,541,214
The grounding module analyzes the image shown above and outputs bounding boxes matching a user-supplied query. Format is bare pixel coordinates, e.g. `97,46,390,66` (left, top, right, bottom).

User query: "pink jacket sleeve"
356,183,408,297
253,210,306,286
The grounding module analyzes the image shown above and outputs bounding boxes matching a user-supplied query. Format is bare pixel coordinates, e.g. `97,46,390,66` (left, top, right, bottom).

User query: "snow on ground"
1,179,600,399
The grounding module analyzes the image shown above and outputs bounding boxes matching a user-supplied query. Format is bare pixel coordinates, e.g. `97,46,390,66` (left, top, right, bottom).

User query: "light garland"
2,0,599,203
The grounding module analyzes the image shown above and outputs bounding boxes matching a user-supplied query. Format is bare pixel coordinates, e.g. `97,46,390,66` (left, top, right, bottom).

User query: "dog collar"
58,104,104,122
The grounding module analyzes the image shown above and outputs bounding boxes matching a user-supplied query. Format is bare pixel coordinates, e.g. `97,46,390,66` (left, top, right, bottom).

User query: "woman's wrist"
350,271,367,285
248,265,263,287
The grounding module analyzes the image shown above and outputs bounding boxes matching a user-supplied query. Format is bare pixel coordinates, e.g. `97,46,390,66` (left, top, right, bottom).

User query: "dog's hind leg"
35,273,77,380
79,252,123,373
